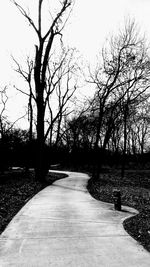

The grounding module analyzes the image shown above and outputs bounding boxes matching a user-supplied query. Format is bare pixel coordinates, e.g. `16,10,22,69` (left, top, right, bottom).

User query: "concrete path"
0,171,150,266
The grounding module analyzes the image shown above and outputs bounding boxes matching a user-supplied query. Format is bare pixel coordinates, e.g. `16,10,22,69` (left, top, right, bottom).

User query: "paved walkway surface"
0,171,150,266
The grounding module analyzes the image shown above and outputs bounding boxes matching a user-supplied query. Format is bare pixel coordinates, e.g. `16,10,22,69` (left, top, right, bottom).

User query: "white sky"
0,0,150,127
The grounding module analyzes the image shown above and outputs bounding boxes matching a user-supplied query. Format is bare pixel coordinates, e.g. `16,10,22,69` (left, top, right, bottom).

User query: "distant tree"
0,87,8,140
127,101,150,155
12,0,75,180
12,56,35,143
63,112,96,154
44,47,79,147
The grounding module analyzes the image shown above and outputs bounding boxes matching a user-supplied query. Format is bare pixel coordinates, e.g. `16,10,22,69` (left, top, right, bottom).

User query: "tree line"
1,1,150,180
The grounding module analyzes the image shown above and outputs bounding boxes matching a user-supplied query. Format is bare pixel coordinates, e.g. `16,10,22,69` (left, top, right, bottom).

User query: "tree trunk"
35,86,47,182
93,108,103,180
121,104,128,179
29,92,33,143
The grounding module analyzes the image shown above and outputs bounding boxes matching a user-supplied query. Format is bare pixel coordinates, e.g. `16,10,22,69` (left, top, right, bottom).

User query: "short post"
113,189,121,211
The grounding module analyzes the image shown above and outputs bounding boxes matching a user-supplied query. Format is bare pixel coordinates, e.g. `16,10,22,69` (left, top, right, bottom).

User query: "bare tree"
44,47,79,146
88,20,150,179
13,46,79,156
12,0,75,180
127,101,150,155
0,87,8,140
12,56,35,142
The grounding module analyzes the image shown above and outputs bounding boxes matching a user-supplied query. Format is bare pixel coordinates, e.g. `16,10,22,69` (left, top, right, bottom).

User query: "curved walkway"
0,171,150,266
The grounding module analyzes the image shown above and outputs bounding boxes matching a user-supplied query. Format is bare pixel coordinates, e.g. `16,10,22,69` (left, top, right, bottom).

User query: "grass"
0,169,67,234
87,169,150,252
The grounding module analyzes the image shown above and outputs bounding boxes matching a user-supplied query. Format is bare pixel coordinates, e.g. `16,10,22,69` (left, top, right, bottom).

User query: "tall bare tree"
12,0,75,180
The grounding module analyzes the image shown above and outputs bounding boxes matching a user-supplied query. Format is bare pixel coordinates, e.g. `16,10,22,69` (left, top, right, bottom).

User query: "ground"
0,169,67,234
87,169,150,252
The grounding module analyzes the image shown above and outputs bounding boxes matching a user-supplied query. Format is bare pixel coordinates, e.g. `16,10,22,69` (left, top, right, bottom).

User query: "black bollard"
113,190,121,211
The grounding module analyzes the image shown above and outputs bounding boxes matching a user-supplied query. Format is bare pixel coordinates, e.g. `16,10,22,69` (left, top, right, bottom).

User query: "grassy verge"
87,169,150,252
0,169,67,234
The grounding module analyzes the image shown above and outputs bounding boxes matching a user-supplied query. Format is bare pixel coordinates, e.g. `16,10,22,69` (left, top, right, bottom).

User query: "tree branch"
11,0,39,37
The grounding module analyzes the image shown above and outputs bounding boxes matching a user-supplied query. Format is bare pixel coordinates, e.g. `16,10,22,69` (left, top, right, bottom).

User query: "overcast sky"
0,0,150,127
